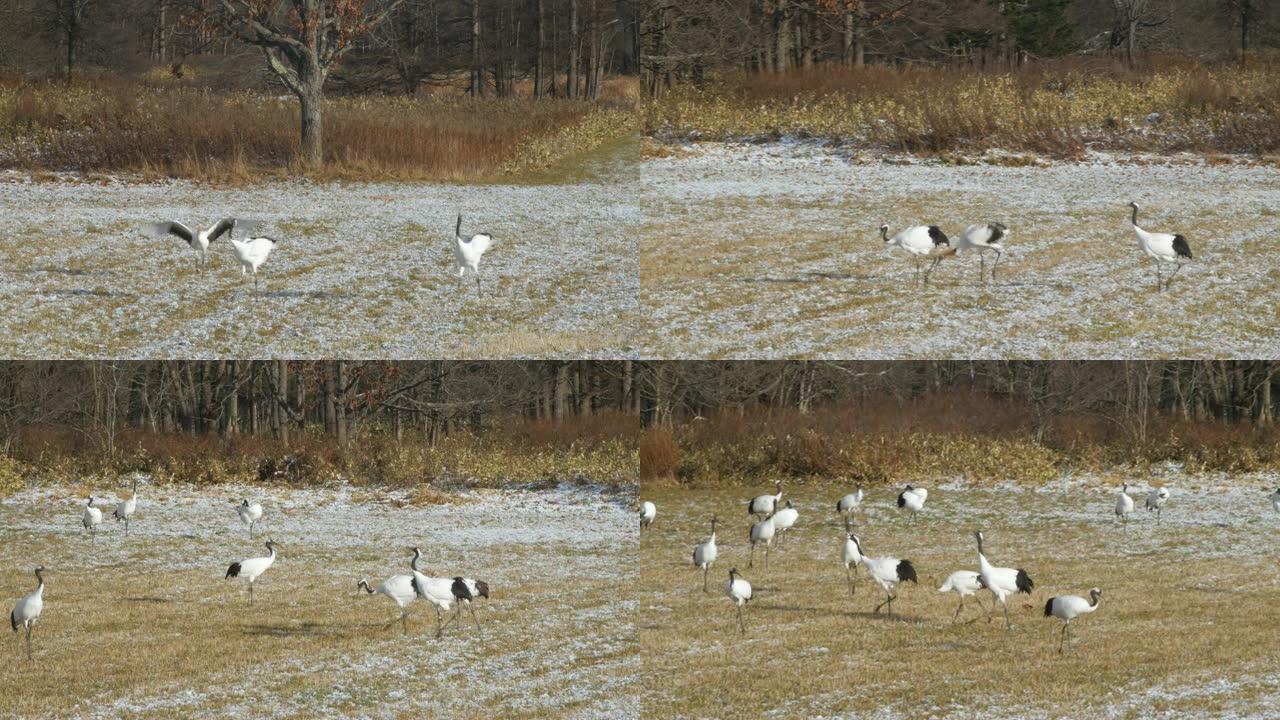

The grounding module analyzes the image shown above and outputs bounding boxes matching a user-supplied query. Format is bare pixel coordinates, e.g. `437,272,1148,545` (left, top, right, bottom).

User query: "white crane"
938,570,988,623
237,498,264,538
1144,487,1170,523
113,476,139,536
9,566,46,661
848,534,917,616
215,220,277,290
955,223,1008,284
974,530,1034,629
409,548,489,638
748,481,782,518
148,218,237,267
82,497,102,542
897,485,928,521
841,520,862,595
639,501,656,530
357,574,419,633
454,213,494,294
691,515,719,593
1044,587,1103,653
1115,483,1135,523
836,486,864,519
225,539,277,602
1129,202,1192,291
881,224,956,286
748,512,776,570
771,500,798,545
725,568,753,634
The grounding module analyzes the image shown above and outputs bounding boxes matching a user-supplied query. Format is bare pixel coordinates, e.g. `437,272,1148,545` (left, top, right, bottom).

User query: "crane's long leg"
846,565,856,596
1002,600,1012,629
25,625,32,661
435,607,444,638
702,567,709,593
400,610,409,635
475,274,481,296
992,250,1002,283
468,604,482,634
1154,260,1163,292
736,604,745,634
763,544,770,571
979,254,986,284
953,598,965,623
248,580,255,603
749,543,756,568
1165,263,1184,289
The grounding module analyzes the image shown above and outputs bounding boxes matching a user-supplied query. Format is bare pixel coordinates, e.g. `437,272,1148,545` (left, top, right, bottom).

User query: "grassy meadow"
0,481,637,719
645,58,1280,157
639,480,1280,718
0,73,638,183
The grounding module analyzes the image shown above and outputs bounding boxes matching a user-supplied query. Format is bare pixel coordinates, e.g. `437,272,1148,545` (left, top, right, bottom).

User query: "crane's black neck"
1130,205,1139,226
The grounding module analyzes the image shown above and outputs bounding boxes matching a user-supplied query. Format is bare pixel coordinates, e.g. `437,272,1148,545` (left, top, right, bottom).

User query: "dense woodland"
641,361,1280,434
643,0,1280,92
0,361,639,456
639,362,1280,484
0,0,638,98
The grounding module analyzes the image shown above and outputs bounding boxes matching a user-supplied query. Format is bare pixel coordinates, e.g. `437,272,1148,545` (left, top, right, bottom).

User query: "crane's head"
728,567,739,578
1089,587,1103,603
879,224,890,242
1128,201,1139,209
34,566,46,579
357,579,372,594
973,530,985,544
784,499,794,508
86,496,93,504
265,539,276,551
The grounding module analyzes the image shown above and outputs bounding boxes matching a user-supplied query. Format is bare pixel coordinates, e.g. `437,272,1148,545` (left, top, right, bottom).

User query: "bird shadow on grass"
38,288,126,298
740,272,879,284
30,266,113,277
241,621,371,638
249,289,348,300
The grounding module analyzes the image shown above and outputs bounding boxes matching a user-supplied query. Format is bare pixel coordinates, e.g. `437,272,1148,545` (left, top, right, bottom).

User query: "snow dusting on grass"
0,160,639,358
0,482,638,719
640,142,1280,358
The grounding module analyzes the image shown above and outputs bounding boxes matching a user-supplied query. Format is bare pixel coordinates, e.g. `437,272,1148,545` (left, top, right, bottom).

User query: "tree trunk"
774,1,791,74
1126,19,1137,69
568,0,580,98
535,0,545,97
470,0,483,96
298,80,323,168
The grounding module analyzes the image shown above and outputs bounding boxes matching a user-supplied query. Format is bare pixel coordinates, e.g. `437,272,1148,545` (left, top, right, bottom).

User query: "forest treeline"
0,0,638,99
640,361,1280,485
643,0,1278,91
0,361,639,490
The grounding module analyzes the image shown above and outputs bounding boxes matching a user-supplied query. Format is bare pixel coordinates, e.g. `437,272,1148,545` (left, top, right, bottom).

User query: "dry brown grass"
0,488,636,718
0,72,637,182
7,413,638,493
640,484,1280,718
644,403,1280,487
645,54,1280,156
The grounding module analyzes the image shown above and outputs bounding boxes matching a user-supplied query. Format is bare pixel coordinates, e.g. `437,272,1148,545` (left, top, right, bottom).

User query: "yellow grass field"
639,480,1280,718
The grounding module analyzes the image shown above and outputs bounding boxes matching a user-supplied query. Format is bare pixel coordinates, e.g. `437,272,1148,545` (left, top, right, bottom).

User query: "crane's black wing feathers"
225,562,242,579
927,226,950,246
1172,234,1192,259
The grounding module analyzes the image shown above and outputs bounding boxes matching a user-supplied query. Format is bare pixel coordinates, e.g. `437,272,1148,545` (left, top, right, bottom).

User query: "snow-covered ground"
0,163,639,358
0,481,638,719
639,142,1280,358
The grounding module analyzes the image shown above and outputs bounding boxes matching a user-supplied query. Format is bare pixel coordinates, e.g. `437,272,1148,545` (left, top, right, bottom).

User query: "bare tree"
195,0,401,167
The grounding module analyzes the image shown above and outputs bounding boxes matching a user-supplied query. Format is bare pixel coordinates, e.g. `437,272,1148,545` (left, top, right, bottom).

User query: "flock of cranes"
636,478,1277,654
148,213,494,293
882,201,1193,291
9,486,492,661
